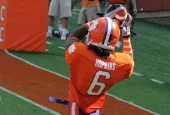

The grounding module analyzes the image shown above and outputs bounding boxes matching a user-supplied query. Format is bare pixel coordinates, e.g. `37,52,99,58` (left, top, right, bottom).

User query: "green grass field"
0,88,55,115
1,3,170,115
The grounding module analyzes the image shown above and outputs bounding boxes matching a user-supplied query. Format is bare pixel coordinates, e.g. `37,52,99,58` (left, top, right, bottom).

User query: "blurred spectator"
47,0,72,40
127,0,137,36
78,0,100,26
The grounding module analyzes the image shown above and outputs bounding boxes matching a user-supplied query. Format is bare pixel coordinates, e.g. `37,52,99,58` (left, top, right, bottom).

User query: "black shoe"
52,30,61,37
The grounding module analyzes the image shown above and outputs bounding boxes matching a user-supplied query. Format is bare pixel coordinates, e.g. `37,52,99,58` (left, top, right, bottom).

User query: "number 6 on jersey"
87,71,111,96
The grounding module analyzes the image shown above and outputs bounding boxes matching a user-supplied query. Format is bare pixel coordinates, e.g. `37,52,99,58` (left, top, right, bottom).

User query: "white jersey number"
87,71,111,96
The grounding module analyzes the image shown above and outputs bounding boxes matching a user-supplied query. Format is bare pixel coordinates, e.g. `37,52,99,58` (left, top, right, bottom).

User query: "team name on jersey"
95,59,116,71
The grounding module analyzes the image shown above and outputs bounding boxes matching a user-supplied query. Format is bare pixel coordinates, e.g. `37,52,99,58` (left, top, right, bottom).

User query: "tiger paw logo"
68,44,76,54
89,19,99,32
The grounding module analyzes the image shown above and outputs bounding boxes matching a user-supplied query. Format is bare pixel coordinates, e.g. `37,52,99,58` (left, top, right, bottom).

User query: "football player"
64,6,134,115
49,5,134,115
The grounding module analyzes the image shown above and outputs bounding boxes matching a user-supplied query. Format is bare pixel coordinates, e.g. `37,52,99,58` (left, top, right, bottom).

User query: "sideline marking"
133,72,144,77
46,41,53,45
57,46,65,50
72,12,79,16
151,79,165,84
0,86,60,115
5,50,159,115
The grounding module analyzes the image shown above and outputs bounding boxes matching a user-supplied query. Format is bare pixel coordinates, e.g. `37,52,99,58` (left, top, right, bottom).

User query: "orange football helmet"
86,17,120,50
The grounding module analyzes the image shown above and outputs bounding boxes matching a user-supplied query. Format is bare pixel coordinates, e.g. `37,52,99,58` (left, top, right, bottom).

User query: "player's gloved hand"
122,13,133,38
125,13,133,27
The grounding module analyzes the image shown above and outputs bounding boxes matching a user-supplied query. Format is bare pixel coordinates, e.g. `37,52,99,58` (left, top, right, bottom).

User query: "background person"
77,0,100,26
47,0,72,40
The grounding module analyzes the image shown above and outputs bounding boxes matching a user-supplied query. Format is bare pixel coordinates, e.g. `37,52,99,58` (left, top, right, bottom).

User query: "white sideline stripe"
132,72,144,77
72,12,79,16
5,50,159,115
151,79,165,84
57,46,144,77
57,46,65,50
0,86,60,115
46,41,53,45
73,8,81,12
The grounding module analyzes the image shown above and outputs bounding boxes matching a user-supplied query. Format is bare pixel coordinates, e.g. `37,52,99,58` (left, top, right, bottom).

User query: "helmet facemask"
105,4,127,28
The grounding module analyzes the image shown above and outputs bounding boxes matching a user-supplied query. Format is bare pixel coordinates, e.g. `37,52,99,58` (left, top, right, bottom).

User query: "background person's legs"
47,16,55,37
47,0,59,37
86,7,100,22
127,0,137,36
78,6,87,26
59,17,69,40
59,0,72,40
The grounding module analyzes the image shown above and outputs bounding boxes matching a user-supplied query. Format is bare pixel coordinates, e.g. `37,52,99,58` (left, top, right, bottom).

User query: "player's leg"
69,102,100,115
79,108,100,115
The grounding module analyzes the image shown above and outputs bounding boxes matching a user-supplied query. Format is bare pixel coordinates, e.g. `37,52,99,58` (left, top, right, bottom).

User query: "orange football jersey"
65,42,134,113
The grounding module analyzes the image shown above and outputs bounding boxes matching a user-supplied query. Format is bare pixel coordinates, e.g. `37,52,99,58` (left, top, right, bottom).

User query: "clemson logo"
89,19,99,32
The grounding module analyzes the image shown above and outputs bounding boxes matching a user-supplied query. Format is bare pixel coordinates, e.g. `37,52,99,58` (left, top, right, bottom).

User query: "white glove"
122,13,133,37
125,13,133,26
122,26,130,37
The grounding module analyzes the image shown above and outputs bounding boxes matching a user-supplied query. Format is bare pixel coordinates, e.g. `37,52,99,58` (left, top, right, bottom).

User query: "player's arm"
123,37,133,58
122,14,134,58
65,25,88,49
